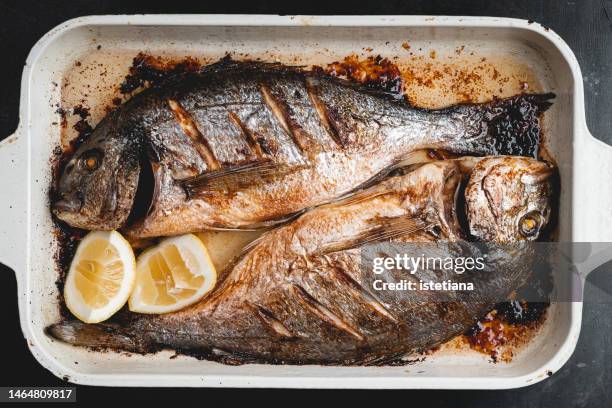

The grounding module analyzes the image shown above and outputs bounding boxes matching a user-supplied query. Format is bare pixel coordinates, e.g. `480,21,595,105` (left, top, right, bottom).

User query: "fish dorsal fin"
316,216,432,255
199,56,307,76
179,161,309,197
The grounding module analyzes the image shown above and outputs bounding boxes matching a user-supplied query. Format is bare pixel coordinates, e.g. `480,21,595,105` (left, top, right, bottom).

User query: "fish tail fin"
46,320,146,353
454,92,555,157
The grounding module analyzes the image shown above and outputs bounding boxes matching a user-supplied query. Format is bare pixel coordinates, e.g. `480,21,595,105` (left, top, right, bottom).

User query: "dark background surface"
0,1,610,406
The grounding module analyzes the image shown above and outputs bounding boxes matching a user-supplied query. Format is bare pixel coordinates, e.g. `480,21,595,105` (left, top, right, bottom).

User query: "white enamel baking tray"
1,14,611,389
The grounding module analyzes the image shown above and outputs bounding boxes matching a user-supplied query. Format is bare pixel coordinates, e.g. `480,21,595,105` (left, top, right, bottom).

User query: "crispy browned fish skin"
52,59,553,237
47,157,554,365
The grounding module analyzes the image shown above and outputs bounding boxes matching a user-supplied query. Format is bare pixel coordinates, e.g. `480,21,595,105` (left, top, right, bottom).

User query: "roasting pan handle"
0,128,26,274
573,124,612,276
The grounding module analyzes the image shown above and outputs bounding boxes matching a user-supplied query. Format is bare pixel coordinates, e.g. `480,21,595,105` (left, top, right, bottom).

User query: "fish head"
53,118,141,230
465,156,555,243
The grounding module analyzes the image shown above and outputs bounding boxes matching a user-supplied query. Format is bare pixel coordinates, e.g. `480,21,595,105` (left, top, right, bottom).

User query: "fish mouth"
52,197,83,218
52,197,93,229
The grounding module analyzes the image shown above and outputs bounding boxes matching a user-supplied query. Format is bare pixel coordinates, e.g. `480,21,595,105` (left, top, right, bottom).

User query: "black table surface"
0,1,610,406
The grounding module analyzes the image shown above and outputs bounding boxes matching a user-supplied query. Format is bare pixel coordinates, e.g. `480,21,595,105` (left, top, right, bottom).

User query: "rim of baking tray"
12,14,587,388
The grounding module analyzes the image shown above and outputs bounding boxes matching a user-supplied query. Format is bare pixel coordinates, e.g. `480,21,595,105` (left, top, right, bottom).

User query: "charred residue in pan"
462,301,549,363
49,104,96,317
49,148,83,318
461,263,552,363
314,55,404,94
119,52,203,94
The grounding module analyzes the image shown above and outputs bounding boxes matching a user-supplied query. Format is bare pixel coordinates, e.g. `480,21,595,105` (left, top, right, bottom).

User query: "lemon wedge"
128,234,217,314
64,231,136,324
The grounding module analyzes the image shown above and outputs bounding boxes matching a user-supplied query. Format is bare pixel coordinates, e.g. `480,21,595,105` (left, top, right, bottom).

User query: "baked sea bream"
48,156,555,365
52,59,553,238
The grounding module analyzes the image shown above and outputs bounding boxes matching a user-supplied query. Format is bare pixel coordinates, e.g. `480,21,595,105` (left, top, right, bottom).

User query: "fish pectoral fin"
317,216,431,254
179,161,309,197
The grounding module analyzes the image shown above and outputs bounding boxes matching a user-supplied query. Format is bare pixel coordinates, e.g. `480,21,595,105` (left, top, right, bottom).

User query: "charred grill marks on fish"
329,265,399,324
259,84,307,152
249,302,295,339
304,77,347,148
167,99,221,170
227,111,266,159
291,283,366,342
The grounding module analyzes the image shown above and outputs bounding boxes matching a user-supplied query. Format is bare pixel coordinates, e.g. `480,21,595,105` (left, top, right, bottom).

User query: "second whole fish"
47,156,555,365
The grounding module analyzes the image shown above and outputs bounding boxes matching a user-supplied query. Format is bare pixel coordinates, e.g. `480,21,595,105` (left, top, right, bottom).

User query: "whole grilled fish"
48,156,555,365
52,59,553,238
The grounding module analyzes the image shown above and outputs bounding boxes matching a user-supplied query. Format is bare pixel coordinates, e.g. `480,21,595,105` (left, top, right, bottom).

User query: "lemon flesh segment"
129,234,217,314
64,231,136,324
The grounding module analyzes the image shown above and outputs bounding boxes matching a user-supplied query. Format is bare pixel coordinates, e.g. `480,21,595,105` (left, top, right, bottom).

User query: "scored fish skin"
47,157,555,365
52,59,553,237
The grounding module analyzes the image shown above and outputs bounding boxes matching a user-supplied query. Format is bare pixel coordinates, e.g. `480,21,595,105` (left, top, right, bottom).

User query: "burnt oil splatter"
50,103,96,316
315,55,404,95
119,52,202,94
462,264,552,362
70,105,93,149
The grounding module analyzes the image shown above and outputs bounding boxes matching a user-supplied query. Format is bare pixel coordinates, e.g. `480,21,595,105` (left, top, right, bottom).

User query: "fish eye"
79,149,103,171
519,211,542,237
